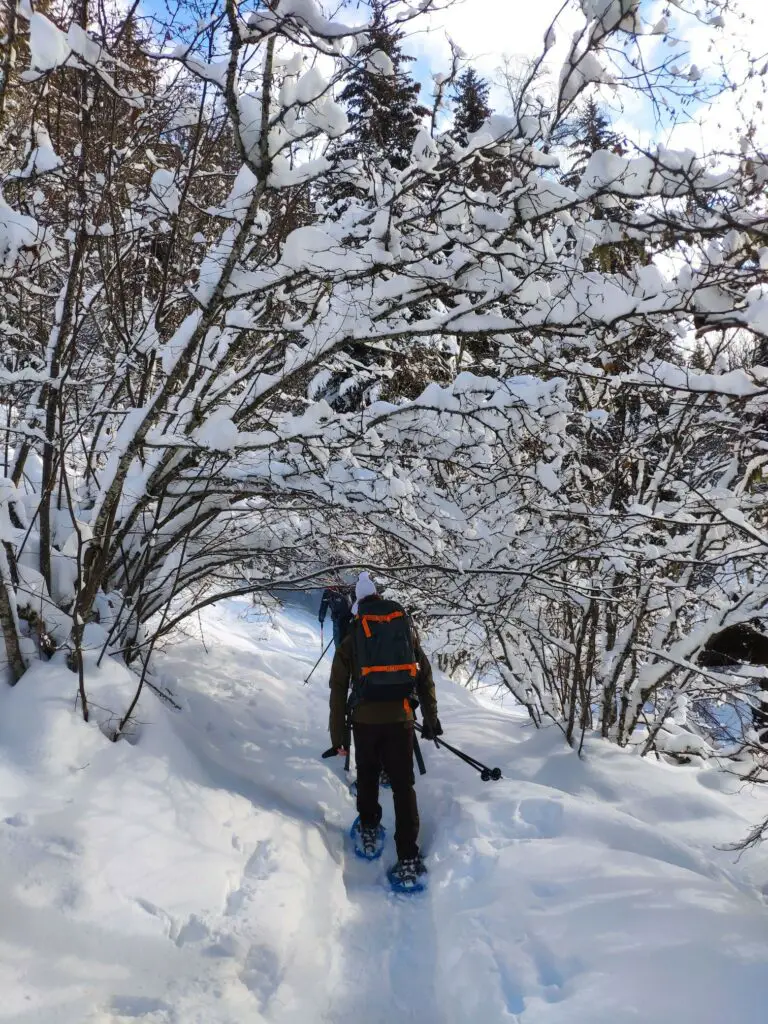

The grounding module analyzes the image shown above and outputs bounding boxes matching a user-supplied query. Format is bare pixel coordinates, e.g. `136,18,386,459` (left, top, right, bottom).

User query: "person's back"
325,572,442,888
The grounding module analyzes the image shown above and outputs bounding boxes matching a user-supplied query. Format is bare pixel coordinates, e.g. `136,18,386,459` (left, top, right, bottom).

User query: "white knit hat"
352,571,377,613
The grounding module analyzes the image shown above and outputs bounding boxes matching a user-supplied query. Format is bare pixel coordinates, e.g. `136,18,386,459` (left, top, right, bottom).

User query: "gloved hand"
420,717,443,741
322,746,348,758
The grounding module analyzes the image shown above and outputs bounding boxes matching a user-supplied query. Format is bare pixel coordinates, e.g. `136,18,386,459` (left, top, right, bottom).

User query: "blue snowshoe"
350,816,386,860
388,856,428,894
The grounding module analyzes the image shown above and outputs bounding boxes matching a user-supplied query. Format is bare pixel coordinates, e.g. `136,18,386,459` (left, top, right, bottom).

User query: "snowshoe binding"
388,856,427,894
350,816,386,860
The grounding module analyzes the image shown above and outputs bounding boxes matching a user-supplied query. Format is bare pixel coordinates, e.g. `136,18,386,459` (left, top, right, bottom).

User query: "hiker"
318,583,353,649
699,623,768,741
323,571,442,887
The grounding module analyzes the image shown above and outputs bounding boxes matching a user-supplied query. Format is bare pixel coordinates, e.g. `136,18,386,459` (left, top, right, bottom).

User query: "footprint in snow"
174,913,242,958
515,797,565,840
240,942,283,1012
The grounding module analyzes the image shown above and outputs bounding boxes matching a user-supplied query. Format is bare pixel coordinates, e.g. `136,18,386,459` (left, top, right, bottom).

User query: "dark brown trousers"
353,721,420,861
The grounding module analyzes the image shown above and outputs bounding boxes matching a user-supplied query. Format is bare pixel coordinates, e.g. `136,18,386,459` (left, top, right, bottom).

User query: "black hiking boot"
388,855,427,891
351,817,385,860
360,825,382,858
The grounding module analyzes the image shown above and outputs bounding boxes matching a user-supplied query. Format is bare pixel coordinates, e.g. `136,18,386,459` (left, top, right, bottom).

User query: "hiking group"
321,572,442,892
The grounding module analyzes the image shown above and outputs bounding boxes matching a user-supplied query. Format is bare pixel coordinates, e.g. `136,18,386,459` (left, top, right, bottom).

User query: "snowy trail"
2,599,768,1022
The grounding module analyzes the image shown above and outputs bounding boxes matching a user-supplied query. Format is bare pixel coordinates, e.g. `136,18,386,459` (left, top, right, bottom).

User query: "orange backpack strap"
361,610,404,637
361,663,418,677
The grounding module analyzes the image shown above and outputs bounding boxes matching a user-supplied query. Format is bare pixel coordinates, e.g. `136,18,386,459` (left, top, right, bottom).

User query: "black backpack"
351,597,419,703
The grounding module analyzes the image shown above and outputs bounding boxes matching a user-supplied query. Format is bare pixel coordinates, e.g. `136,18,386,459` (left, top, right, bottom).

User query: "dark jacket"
318,587,352,626
328,606,438,749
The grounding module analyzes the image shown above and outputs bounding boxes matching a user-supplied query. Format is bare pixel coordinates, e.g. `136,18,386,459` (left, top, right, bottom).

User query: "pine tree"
314,1,443,409
559,99,648,278
333,1,429,174
451,67,491,147
562,98,624,189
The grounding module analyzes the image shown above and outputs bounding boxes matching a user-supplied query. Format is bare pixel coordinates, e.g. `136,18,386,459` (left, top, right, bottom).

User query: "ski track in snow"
1,598,768,1022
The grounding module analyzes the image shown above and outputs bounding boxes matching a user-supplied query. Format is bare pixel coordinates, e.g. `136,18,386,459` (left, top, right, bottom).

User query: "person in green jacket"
322,572,442,884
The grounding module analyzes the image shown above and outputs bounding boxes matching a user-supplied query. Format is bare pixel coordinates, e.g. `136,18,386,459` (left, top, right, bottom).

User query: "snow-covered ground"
2,599,768,1024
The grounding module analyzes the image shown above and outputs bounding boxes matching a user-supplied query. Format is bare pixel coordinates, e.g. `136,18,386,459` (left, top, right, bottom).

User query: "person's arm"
414,642,439,726
328,635,353,749
318,590,329,625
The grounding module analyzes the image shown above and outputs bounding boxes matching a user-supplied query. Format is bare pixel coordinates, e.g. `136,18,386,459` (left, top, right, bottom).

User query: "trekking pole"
413,723,502,782
409,703,426,775
344,712,352,773
413,732,427,776
303,637,333,685
437,739,498,778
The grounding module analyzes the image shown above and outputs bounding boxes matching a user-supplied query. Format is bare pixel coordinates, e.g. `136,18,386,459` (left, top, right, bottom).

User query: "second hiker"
324,571,442,888
318,581,353,649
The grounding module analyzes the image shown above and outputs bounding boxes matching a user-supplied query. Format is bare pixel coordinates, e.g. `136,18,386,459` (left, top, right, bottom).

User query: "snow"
628,360,760,397
295,66,327,104
0,189,43,268
147,170,180,217
536,458,562,493
28,12,71,72
1,600,768,1023
280,226,368,273
366,49,395,77
578,147,702,198
67,23,102,66
183,56,229,87
11,126,62,178
252,0,359,38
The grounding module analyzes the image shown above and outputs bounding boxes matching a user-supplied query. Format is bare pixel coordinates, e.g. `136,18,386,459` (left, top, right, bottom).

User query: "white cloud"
400,0,767,160
665,0,768,157
409,0,576,112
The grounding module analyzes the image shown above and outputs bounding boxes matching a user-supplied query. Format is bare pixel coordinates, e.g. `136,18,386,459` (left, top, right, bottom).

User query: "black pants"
353,721,419,861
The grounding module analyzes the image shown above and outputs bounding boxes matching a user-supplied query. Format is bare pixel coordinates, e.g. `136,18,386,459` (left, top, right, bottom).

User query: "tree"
0,0,766,777
561,97,625,188
331,0,429,178
451,67,491,147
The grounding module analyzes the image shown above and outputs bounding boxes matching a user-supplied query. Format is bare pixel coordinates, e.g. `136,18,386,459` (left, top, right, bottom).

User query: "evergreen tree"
451,67,491,147
450,66,499,190
315,1,442,410
560,99,647,278
333,0,429,174
562,98,624,189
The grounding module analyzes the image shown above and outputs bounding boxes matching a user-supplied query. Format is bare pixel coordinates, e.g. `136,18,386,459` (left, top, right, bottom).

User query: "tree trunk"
0,559,24,683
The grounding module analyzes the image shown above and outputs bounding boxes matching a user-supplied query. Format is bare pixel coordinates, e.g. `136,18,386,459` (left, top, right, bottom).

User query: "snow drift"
1,600,767,1023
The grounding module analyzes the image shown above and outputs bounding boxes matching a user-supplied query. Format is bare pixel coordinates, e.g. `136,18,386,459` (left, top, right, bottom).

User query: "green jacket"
328,626,439,749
